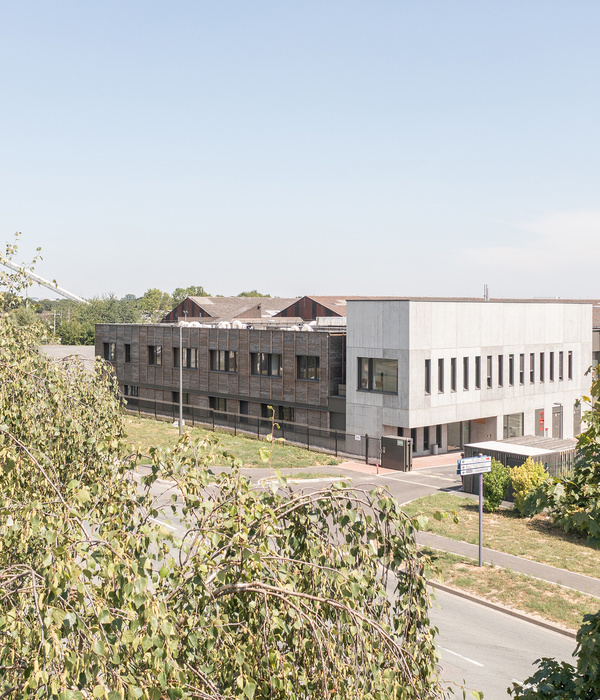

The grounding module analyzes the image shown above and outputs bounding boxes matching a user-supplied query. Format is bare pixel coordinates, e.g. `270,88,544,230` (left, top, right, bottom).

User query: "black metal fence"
123,397,381,464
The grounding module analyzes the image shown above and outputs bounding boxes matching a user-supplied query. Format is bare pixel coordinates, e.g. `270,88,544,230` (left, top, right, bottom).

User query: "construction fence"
123,396,382,464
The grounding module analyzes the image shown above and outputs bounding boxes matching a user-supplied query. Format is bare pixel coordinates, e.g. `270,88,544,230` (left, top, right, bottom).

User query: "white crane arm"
0,257,89,304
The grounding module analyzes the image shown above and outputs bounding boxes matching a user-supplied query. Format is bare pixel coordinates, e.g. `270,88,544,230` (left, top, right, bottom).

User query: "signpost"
457,455,491,566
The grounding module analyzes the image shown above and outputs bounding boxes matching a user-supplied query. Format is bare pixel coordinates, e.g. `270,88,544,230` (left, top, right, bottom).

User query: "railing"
122,396,381,464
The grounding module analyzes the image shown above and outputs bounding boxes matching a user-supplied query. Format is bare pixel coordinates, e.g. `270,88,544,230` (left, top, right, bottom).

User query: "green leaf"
93,686,105,698
76,487,91,504
52,608,66,626
243,679,257,699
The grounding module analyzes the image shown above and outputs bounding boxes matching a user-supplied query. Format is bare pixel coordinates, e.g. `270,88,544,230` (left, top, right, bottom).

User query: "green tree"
0,232,42,311
237,290,271,297
0,317,453,698
482,459,510,512
172,285,209,306
510,457,549,516
139,287,173,322
527,366,600,541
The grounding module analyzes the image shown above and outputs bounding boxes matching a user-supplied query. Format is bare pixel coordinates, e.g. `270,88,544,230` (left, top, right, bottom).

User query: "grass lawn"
404,493,600,579
424,548,598,631
123,415,342,471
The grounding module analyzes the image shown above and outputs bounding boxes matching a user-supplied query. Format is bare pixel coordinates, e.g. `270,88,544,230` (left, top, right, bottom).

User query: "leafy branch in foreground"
0,318,461,699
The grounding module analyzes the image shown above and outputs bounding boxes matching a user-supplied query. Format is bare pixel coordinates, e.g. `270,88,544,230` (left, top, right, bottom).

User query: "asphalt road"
431,587,576,699
136,463,578,698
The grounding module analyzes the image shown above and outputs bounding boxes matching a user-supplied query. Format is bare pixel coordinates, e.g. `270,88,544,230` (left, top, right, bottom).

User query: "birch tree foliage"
0,244,456,699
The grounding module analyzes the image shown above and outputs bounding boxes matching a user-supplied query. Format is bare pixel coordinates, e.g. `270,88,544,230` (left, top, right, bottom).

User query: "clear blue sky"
2,1,599,300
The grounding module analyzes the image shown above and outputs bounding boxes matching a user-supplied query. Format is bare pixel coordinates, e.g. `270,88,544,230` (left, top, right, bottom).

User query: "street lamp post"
179,323,183,437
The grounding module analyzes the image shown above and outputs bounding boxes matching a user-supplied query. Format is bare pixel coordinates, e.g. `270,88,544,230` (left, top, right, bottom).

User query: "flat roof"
466,435,577,456
466,441,551,457
347,297,598,305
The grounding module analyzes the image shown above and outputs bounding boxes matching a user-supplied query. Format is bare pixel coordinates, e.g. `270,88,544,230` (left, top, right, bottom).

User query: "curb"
428,579,577,640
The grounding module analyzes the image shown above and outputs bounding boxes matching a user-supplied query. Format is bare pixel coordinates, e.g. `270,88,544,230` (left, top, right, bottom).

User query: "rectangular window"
148,345,162,366
530,353,535,384
503,412,524,439
103,342,116,362
498,355,504,387
486,355,492,389
125,344,131,363
519,354,525,385
262,404,294,422
425,359,431,395
423,426,429,451
463,357,469,391
172,391,189,405
359,357,370,390
436,424,442,447
568,351,573,380
211,350,237,373
475,356,481,390
549,352,555,381
123,385,138,397
209,396,227,411
173,346,179,368
251,352,281,377
438,358,444,393
451,357,457,392
297,355,320,381
539,352,545,383
184,348,198,369
559,351,564,381
509,354,514,387
359,357,399,394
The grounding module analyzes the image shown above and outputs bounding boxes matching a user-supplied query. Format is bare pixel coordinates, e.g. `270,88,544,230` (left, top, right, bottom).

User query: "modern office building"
345,298,592,451
96,296,594,455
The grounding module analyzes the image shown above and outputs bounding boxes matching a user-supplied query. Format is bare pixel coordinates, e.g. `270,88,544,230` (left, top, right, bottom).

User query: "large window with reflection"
358,357,398,394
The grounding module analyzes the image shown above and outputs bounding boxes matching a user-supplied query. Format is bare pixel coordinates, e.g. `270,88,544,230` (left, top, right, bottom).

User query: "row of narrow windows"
424,351,574,395
103,343,320,381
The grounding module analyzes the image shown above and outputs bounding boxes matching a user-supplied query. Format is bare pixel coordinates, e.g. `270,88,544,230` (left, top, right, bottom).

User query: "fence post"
234,412,237,437
335,430,338,457
307,426,310,451
154,401,157,421
257,418,260,440
365,434,369,464
212,409,215,432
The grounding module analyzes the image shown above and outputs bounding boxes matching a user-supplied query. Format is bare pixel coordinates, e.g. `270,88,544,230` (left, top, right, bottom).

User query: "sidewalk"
418,531,600,598
336,457,600,600
337,451,460,474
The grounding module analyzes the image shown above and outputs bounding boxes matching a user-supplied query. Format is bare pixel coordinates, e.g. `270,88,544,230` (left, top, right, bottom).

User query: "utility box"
381,435,413,471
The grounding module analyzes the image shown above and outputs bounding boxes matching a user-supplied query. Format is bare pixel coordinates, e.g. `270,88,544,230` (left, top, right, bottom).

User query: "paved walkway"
337,450,461,474
418,532,600,598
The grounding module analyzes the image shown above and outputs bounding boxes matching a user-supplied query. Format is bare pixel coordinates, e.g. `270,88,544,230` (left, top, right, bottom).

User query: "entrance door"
552,405,563,439
447,422,470,451
573,402,582,436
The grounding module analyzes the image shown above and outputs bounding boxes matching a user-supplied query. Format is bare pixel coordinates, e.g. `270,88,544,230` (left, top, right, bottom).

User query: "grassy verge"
123,415,342,471
404,493,600,579
424,548,598,631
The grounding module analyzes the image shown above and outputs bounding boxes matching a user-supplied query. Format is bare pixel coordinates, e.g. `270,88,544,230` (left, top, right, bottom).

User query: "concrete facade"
346,299,592,453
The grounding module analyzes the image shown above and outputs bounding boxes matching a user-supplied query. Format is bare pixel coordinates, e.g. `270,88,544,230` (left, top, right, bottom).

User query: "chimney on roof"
483,284,489,302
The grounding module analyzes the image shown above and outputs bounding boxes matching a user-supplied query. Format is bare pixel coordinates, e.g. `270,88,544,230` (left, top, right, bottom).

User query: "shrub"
482,458,510,511
510,457,549,515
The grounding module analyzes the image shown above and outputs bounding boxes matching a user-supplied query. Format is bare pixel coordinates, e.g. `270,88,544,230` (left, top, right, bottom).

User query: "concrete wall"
346,300,593,444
